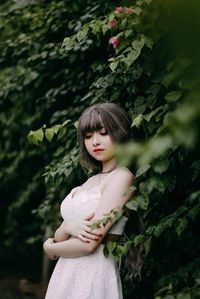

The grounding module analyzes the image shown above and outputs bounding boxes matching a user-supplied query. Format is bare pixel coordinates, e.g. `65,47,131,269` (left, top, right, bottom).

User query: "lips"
93,149,104,152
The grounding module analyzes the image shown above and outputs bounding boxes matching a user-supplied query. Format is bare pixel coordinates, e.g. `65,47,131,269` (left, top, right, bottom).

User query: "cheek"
106,136,114,147
84,140,91,152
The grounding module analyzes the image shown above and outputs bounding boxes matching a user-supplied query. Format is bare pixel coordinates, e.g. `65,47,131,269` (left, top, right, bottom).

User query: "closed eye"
85,134,92,139
84,129,108,139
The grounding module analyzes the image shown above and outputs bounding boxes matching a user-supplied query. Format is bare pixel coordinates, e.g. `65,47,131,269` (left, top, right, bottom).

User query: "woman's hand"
64,213,103,243
43,238,58,260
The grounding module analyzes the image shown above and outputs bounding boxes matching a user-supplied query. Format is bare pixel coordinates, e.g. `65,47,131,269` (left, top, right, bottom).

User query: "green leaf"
103,245,109,257
154,216,174,238
126,194,149,211
126,200,137,211
133,7,142,15
102,25,109,35
35,129,44,142
131,114,143,128
191,160,200,181
52,124,62,134
140,177,163,193
62,120,71,127
61,37,75,51
165,91,182,102
115,244,125,257
132,35,145,51
109,61,119,72
45,128,54,142
76,27,89,42
145,37,153,49
57,127,67,140
133,234,144,246
145,226,155,236
136,164,151,177
28,128,44,145
156,176,168,193
125,29,133,38
188,204,200,220
152,157,169,174
27,131,35,145
175,218,188,236
136,194,149,209
107,241,116,253
143,107,163,122
144,237,152,255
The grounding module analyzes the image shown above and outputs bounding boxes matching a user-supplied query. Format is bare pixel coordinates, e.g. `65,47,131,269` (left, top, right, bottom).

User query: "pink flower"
114,6,123,14
108,19,117,29
124,7,134,15
109,36,119,49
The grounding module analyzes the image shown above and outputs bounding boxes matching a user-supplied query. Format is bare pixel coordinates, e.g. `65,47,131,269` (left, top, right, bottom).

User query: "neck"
101,159,118,173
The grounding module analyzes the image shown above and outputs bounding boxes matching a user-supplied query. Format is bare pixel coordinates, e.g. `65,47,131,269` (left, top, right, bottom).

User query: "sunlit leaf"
45,128,54,142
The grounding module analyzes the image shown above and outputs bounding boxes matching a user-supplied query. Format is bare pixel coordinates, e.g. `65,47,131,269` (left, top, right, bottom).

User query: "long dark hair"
123,212,144,280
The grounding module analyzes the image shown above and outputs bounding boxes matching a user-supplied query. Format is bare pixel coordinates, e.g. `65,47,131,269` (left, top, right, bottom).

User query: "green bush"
0,0,200,298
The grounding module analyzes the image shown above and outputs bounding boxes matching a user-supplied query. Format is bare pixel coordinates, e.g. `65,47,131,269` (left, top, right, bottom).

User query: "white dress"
45,169,128,299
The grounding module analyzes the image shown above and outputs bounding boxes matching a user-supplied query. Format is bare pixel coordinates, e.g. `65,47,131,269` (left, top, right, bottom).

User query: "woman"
43,103,134,299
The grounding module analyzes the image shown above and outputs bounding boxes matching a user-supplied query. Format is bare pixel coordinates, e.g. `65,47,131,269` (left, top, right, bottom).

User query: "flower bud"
109,36,119,49
114,6,123,14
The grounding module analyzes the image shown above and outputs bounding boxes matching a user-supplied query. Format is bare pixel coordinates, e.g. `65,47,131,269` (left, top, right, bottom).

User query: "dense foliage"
0,0,200,298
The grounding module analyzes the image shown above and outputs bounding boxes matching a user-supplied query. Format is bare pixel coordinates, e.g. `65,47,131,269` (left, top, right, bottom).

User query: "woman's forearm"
53,221,70,243
44,237,96,258
54,227,70,242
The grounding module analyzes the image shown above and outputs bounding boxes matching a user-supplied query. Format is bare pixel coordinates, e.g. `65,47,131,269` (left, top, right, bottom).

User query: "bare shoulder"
100,167,134,203
116,167,134,177
103,167,135,191
113,167,135,183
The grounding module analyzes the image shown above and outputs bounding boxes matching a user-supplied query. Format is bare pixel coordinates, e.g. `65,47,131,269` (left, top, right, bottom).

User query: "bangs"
79,109,104,136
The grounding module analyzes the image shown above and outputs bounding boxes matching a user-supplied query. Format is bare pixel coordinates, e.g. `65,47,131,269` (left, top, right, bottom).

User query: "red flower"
109,36,119,49
124,7,134,15
108,19,117,29
114,6,123,14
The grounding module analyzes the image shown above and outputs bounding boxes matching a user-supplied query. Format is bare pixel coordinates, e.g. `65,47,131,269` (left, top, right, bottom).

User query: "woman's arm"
54,212,102,243
54,221,70,242
43,170,134,258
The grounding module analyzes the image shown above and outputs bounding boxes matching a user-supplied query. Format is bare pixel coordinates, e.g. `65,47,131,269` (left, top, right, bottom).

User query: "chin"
94,156,104,161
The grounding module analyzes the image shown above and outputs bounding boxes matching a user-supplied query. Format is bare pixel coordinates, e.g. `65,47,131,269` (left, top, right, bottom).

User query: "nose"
92,132,100,146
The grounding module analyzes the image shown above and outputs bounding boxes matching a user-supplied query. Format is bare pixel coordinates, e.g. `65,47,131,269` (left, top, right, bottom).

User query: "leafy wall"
0,0,200,298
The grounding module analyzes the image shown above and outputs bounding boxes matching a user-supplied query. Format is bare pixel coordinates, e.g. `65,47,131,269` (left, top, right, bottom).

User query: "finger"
83,232,101,241
84,220,93,225
78,234,91,243
91,229,103,236
85,226,103,236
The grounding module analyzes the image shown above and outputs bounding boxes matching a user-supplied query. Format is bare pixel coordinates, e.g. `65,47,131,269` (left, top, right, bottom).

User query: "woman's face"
84,126,115,162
